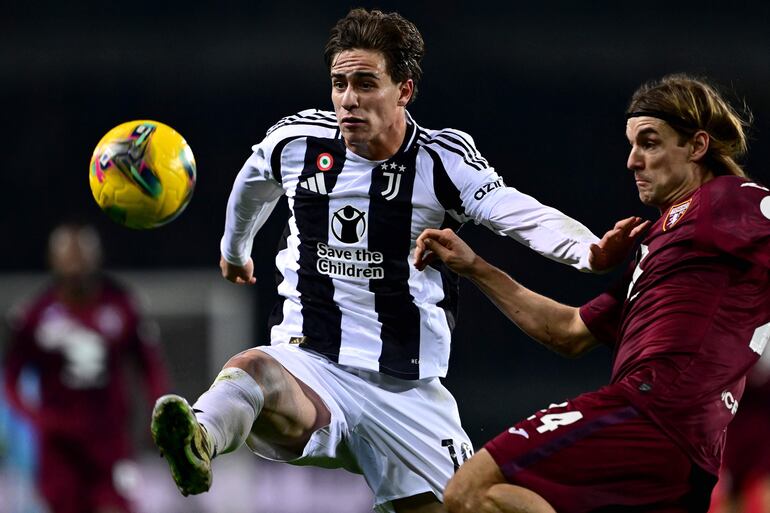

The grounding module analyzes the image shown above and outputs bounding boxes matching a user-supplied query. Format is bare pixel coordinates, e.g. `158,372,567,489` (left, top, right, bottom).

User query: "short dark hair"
324,8,425,104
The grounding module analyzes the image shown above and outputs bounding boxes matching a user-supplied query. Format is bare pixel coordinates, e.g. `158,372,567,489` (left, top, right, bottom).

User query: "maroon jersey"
3,276,167,445
580,175,770,475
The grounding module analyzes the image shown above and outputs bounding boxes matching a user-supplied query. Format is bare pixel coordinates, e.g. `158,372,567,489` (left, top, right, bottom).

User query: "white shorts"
249,344,473,513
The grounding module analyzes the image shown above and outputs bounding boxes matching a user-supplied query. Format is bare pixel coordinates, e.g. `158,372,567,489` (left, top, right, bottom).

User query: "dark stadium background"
1,1,769,510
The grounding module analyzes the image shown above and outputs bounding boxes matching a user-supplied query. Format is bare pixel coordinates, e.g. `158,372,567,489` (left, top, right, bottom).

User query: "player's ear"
689,130,710,162
397,79,414,107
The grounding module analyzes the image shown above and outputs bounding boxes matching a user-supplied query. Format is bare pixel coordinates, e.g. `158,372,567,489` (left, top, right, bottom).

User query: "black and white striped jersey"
221,109,598,380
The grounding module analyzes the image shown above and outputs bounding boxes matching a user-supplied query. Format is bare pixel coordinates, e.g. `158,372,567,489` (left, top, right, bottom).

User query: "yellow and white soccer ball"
89,120,196,229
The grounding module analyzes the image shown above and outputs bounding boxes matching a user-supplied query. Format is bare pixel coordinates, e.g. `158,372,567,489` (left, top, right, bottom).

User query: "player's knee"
224,349,282,389
447,476,554,513
444,474,482,513
443,490,468,513
486,484,557,513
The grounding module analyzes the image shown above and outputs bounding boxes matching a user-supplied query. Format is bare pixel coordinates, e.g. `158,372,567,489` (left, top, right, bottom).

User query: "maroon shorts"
484,384,716,513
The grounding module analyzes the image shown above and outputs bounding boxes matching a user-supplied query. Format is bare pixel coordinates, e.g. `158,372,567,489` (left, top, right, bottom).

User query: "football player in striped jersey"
151,8,639,512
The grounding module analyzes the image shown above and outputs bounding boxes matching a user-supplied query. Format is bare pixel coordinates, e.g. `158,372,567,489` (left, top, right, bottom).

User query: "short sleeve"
579,270,631,346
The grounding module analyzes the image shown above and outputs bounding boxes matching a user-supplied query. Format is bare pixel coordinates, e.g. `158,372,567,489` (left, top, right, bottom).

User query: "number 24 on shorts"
529,402,584,434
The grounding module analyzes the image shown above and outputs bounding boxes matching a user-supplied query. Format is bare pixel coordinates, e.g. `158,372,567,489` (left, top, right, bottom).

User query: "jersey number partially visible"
442,438,473,472
527,401,584,434
535,411,584,433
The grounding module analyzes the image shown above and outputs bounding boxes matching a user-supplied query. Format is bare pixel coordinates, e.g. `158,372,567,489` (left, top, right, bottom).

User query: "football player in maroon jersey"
415,74,768,513
3,223,169,513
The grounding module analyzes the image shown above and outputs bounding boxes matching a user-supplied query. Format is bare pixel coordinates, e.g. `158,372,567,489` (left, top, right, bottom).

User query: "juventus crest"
380,162,407,201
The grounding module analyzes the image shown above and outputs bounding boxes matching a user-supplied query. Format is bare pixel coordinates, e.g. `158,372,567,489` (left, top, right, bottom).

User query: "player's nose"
341,86,359,110
627,146,643,171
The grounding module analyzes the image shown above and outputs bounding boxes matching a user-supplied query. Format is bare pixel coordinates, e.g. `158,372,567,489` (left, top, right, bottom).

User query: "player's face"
49,227,102,282
626,117,702,209
331,49,413,160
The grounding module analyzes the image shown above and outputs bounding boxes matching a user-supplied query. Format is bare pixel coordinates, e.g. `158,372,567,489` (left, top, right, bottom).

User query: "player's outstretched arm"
416,229,598,357
220,256,257,285
589,216,650,273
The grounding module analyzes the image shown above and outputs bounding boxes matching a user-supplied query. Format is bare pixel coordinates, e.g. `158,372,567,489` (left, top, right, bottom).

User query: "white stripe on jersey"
272,197,302,340
327,151,384,371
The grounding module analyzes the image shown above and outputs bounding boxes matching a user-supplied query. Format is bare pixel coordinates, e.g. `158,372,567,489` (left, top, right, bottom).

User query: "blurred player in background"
710,347,770,513
415,75,769,513
151,8,637,512
2,222,169,513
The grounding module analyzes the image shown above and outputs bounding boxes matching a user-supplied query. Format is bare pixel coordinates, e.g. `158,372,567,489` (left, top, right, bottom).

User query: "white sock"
192,367,265,457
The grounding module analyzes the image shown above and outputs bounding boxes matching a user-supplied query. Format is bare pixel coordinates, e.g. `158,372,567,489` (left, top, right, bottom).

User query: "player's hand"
414,232,438,271
220,256,257,285
588,216,650,273
415,228,478,276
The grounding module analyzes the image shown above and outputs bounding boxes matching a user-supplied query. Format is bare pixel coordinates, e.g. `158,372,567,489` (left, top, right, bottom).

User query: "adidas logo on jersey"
299,172,327,195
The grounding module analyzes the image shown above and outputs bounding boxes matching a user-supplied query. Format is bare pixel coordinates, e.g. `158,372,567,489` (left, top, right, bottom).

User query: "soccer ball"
89,120,196,229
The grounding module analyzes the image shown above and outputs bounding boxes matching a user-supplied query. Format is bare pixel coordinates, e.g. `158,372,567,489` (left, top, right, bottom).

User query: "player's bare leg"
152,348,329,496
760,476,770,513
228,348,331,452
744,476,770,513
444,450,555,513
